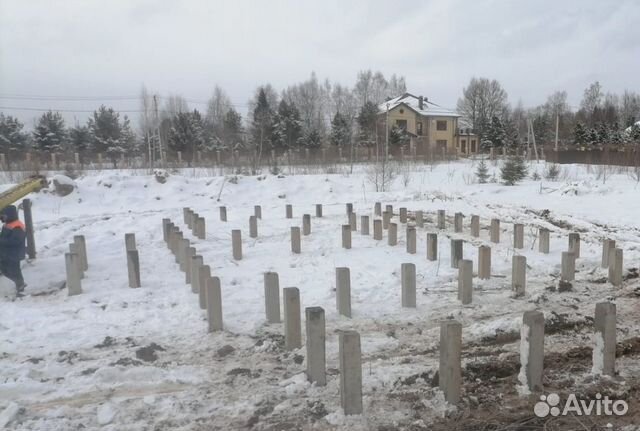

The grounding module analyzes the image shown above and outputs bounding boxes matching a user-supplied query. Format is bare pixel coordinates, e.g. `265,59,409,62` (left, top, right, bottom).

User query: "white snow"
50,174,76,187
0,160,638,429
0,402,19,428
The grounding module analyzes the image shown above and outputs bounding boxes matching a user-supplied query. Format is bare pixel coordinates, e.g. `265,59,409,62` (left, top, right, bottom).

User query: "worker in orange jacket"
0,205,26,296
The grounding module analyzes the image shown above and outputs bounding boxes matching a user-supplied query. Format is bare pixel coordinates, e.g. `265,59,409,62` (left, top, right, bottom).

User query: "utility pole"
152,95,163,167
385,103,390,162
528,119,539,162
554,113,559,151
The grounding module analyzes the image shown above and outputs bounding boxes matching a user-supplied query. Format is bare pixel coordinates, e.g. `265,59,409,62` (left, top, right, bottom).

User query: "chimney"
418,96,424,110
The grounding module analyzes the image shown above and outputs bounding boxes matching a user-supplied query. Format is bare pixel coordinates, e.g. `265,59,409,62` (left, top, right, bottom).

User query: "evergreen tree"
483,116,506,150
69,125,91,154
299,128,322,148
271,100,303,151
596,123,609,144
500,155,528,185
357,101,378,146
221,108,243,150
121,115,140,156
573,123,588,145
252,89,273,158
88,105,125,166
33,111,67,153
388,125,409,148
628,123,640,144
0,114,28,154
330,112,351,147
475,158,490,183
610,123,623,145
168,110,206,162
587,128,599,146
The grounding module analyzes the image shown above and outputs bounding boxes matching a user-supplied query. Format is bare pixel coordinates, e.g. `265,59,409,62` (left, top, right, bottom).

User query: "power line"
0,94,250,107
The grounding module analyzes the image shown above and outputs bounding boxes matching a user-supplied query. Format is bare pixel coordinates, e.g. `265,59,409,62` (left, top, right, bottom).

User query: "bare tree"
206,85,232,137
580,81,603,115
457,77,509,138
162,94,189,119
619,90,640,127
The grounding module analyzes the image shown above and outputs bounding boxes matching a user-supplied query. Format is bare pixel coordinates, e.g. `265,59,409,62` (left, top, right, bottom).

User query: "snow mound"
557,181,614,196
51,174,76,196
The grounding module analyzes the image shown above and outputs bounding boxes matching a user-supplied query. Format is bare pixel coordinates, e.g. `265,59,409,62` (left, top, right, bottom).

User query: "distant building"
377,93,479,156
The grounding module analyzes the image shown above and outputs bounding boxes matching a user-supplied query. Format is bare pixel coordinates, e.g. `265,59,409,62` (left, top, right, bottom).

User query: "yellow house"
377,93,479,156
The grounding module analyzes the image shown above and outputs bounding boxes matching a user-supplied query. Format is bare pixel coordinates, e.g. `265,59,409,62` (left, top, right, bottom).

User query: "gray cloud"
1,0,638,126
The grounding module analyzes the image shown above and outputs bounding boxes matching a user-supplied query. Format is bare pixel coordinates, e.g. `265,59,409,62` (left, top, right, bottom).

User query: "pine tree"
252,89,273,158
610,123,623,145
485,116,506,150
88,105,124,167
596,123,609,144
330,112,351,147
271,100,303,152
573,123,588,145
33,111,67,153
0,114,28,154
69,125,91,154
389,125,409,148
121,115,140,156
500,155,528,185
221,108,243,150
475,158,490,183
357,101,378,145
299,128,322,148
628,123,640,144
168,110,205,162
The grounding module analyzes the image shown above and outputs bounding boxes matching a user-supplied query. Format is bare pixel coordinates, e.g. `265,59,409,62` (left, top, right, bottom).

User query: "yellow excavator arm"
0,176,47,209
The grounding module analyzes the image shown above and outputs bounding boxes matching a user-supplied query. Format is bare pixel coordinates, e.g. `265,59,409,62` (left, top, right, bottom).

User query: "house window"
399,109,404,114
461,139,466,146
471,140,477,152
436,120,447,131
416,122,423,135
461,141,467,153
436,139,447,149
396,119,407,130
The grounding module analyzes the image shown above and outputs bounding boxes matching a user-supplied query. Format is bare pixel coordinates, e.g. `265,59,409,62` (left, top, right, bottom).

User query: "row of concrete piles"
175,202,625,415
65,232,143,294
163,218,223,332
265,268,618,410
262,272,363,414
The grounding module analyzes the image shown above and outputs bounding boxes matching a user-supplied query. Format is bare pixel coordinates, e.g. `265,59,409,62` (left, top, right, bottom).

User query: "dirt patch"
525,208,588,233
227,368,252,377
110,357,142,367
217,345,235,357
465,353,520,382
57,350,80,364
135,343,165,362
394,371,435,388
94,336,117,349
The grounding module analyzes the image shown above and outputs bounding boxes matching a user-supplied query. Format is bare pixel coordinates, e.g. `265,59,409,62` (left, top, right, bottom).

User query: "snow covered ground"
0,160,639,430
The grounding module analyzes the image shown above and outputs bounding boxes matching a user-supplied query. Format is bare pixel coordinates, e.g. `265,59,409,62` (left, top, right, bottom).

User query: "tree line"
0,70,407,165
2,73,640,166
457,78,640,150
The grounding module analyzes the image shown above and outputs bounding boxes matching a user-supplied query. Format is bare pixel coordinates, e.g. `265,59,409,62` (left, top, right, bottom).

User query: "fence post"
22,199,36,259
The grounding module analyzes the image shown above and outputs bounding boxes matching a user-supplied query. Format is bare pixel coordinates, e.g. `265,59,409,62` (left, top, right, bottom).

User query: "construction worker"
0,205,26,296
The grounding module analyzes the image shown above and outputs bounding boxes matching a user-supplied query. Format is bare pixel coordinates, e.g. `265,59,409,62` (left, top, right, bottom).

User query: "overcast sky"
1,0,639,127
